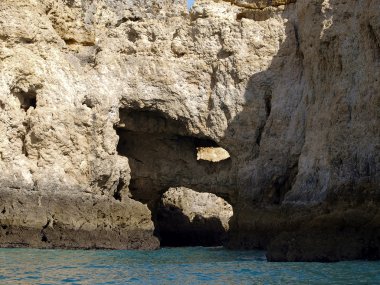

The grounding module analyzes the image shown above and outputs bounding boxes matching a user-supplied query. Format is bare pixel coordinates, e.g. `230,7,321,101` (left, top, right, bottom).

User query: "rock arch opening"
156,187,233,247
115,108,232,204
115,107,235,246
12,87,37,111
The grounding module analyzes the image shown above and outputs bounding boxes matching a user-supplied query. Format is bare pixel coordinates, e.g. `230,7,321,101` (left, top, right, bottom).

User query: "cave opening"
17,91,37,111
115,108,234,246
156,187,233,247
11,85,40,112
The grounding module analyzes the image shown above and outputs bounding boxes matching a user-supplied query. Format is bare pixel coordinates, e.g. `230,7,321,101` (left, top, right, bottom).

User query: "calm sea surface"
0,247,379,284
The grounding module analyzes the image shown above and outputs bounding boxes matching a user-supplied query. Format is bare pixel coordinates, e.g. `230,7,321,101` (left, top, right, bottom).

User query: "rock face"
0,0,379,260
0,187,158,249
156,187,233,246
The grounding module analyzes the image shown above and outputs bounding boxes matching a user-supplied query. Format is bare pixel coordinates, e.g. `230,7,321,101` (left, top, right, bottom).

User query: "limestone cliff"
0,0,379,261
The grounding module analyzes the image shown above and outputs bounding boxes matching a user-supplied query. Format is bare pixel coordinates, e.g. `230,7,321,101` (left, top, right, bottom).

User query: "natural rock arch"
115,107,234,205
115,107,236,246
156,187,233,246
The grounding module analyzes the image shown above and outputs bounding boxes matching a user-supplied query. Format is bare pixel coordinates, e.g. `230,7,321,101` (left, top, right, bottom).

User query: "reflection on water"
0,247,379,284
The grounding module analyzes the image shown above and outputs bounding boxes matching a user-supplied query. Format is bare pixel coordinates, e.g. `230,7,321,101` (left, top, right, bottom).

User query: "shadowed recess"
115,108,235,246
115,108,233,205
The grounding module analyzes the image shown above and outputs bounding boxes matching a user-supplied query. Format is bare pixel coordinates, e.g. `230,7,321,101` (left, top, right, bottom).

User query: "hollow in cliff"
115,108,234,246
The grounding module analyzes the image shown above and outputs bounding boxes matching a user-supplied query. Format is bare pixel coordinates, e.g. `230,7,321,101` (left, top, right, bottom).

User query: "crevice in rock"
21,134,28,158
224,0,297,10
256,90,272,146
217,49,233,59
113,179,124,201
293,22,304,61
64,38,95,47
367,23,380,61
115,16,142,28
21,120,31,157
210,64,218,92
264,90,272,118
293,23,300,51
236,8,273,21
40,220,50,243
269,160,299,204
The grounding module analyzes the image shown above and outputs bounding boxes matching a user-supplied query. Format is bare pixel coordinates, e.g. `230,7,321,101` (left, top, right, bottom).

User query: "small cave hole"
41,232,48,242
217,50,234,59
128,29,140,43
12,87,38,111
264,91,272,118
236,10,273,22
82,96,96,109
64,38,94,47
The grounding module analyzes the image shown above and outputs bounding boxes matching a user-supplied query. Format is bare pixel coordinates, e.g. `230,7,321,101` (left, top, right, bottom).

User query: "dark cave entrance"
155,187,233,247
12,86,38,111
115,108,233,246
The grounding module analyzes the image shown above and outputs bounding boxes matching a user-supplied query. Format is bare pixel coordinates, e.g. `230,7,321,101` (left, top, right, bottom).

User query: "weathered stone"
0,0,379,260
0,187,159,249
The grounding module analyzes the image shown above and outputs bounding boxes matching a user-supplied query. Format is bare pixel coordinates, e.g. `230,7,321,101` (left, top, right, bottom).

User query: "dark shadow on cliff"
155,203,227,247
222,0,380,261
220,2,306,210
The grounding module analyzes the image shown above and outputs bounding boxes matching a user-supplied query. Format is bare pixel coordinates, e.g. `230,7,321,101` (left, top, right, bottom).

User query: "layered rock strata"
0,0,379,260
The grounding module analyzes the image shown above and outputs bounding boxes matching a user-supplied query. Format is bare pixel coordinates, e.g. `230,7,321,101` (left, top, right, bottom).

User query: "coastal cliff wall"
0,0,379,260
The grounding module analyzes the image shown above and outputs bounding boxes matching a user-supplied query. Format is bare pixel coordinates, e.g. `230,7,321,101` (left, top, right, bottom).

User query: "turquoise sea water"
0,247,379,284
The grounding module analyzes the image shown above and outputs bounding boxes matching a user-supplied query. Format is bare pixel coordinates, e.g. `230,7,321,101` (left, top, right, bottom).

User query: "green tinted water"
0,247,379,284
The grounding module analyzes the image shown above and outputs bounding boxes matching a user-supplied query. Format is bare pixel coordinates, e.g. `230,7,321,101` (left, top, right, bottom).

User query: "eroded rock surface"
0,187,158,249
0,0,379,260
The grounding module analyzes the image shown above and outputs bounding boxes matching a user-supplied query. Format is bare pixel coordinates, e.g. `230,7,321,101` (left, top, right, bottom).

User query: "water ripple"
0,247,379,284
